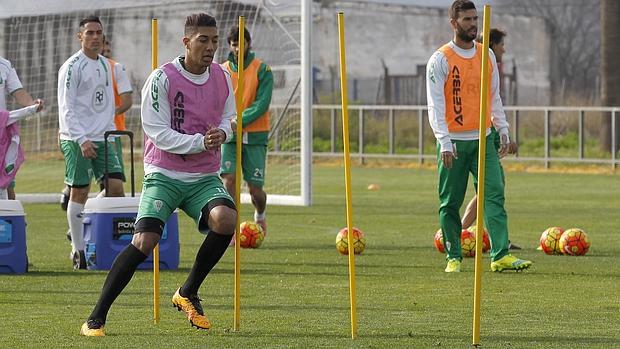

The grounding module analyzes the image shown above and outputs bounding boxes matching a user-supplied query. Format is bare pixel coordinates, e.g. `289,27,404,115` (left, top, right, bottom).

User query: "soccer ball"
461,229,476,257
336,227,366,255
239,221,265,249
466,226,491,253
539,226,564,255
434,229,445,253
559,228,590,256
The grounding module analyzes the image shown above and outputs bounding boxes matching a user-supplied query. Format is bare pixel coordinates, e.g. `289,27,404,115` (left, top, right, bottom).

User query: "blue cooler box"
0,200,27,274
83,197,179,270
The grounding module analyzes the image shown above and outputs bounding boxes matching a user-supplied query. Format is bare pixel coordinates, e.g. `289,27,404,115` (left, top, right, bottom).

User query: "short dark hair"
449,0,476,20
79,15,102,30
476,28,507,47
227,25,252,45
184,13,217,36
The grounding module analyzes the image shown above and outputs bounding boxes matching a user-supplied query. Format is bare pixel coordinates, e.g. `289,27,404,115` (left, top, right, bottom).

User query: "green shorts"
220,143,266,188
136,173,235,233
60,140,124,187
9,180,15,189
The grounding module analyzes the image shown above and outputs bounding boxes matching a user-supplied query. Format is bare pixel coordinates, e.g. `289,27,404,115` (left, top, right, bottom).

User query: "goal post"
1,0,312,206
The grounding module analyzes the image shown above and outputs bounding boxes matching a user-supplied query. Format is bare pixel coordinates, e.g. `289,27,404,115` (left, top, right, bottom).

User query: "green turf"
1,166,619,348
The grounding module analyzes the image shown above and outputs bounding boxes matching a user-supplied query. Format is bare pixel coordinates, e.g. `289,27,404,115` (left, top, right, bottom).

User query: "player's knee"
208,206,237,235
70,186,90,203
221,173,233,181
105,176,125,197
131,232,160,255
248,183,265,197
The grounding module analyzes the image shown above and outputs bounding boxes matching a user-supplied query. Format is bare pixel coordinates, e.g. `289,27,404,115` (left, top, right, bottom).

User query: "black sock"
180,231,231,297
89,244,148,323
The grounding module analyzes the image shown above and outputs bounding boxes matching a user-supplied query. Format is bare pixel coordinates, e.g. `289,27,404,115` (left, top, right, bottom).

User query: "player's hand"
507,141,518,155
231,120,238,133
34,99,45,112
204,128,226,150
81,140,98,159
441,143,458,169
498,134,512,158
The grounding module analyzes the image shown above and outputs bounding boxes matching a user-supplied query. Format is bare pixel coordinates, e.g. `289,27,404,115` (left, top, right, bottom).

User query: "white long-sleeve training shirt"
141,56,236,181
58,50,118,145
426,41,509,153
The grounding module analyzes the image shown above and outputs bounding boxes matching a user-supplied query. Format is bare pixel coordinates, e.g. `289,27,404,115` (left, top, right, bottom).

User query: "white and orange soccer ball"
434,229,445,253
539,226,564,255
336,227,366,255
461,229,477,257
559,228,590,256
466,226,491,253
239,221,265,249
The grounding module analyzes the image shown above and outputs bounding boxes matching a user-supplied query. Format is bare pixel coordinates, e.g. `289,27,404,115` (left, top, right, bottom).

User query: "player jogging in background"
425,0,532,273
220,25,273,236
80,12,237,337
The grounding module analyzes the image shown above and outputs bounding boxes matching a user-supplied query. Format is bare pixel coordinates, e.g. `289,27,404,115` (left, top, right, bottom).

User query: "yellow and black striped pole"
151,17,160,325
337,11,358,340
233,15,245,332
472,5,491,347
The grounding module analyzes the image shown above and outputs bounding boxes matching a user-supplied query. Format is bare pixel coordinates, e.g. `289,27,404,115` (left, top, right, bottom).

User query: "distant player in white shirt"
57,16,127,270
0,56,45,199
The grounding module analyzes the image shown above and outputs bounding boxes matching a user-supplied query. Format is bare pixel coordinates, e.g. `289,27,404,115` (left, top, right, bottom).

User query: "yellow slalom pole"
151,18,160,325
472,5,491,347
233,15,245,332
337,12,358,340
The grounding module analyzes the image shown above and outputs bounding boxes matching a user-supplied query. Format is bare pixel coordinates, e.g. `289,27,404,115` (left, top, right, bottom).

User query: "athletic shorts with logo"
220,143,266,188
136,173,235,233
60,140,124,186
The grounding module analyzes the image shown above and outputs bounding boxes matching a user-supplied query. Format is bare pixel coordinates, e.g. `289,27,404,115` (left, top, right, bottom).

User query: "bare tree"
600,0,620,152
496,0,600,105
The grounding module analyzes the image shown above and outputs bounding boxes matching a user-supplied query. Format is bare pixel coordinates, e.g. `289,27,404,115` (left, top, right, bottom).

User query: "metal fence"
296,105,619,169
27,104,618,169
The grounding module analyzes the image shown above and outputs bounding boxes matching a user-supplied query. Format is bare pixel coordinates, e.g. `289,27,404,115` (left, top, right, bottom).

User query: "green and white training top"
57,50,130,145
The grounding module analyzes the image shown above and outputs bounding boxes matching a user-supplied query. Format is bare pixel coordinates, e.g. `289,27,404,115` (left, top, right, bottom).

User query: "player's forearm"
116,93,133,115
11,89,35,107
7,105,40,125
490,58,509,142
218,113,235,142
143,122,206,154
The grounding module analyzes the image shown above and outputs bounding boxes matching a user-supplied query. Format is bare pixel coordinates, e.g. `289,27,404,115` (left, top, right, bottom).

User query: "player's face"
229,39,250,63
184,26,218,71
452,9,478,42
78,22,104,55
491,39,505,62
102,41,112,58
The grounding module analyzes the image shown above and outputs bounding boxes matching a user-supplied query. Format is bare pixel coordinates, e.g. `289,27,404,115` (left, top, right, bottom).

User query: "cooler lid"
84,197,141,213
0,199,25,216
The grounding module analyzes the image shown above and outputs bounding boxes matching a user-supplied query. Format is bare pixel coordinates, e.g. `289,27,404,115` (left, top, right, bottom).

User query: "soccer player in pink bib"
81,13,237,336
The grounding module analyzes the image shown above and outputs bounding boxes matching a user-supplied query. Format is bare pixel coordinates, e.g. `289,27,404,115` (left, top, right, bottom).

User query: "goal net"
0,0,310,205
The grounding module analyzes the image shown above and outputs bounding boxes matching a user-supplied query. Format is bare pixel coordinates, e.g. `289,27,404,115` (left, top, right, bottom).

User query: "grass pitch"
1,166,619,348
